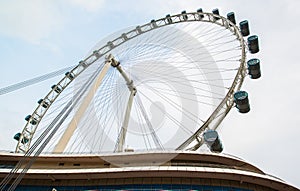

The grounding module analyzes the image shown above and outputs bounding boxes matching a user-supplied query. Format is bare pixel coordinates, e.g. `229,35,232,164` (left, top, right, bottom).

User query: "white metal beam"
52,60,111,153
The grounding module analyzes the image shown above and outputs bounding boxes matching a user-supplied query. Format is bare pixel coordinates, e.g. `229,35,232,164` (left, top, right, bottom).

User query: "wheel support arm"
107,54,137,152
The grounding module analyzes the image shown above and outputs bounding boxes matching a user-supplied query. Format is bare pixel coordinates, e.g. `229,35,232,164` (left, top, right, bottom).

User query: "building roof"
0,150,298,190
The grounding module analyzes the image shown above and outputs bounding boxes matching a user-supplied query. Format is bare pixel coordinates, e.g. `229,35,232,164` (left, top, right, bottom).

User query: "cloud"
0,0,65,44
67,0,105,12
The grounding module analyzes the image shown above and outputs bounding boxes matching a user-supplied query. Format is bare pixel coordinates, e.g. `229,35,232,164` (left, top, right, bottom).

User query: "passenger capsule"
197,8,204,19
248,35,259,54
121,33,128,41
107,41,114,49
93,50,101,58
203,130,223,153
181,10,188,21
25,115,38,125
150,19,157,28
79,60,86,67
227,12,236,25
51,85,62,94
247,58,261,79
14,133,21,141
14,133,29,143
165,14,172,24
65,72,74,80
234,91,250,113
239,20,250,36
212,8,220,20
136,26,142,34
38,99,49,108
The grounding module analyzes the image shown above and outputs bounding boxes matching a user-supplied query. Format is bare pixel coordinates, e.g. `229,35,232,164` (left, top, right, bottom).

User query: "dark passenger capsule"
14,133,29,143
165,14,172,24
239,20,250,36
248,35,259,54
38,99,49,108
150,20,157,28
247,58,261,79
25,115,37,125
197,8,204,19
227,12,236,25
203,130,223,153
234,91,250,113
181,10,188,20
65,72,74,80
51,85,62,93
212,8,220,20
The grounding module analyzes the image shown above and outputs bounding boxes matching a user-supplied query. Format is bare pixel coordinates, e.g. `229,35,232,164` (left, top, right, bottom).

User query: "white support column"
108,54,137,152
115,89,136,152
53,59,111,153
53,53,136,153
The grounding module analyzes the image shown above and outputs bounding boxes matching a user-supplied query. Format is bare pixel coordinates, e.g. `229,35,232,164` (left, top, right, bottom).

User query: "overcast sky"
0,0,300,188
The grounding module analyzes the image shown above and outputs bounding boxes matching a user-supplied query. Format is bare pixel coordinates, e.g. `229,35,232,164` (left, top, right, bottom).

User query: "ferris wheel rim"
15,11,246,153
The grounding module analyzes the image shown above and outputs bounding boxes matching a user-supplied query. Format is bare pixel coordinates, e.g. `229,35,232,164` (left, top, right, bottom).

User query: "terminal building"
0,151,298,191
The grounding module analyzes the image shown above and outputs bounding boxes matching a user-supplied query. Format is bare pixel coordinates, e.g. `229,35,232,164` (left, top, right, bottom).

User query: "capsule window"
247,58,261,79
227,12,236,25
247,35,259,54
181,10,188,21
212,8,220,20
165,14,172,24
13,133,21,141
197,8,204,19
14,133,29,143
234,91,250,113
150,20,157,28
121,33,128,40
38,99,49,108
197,8,203,13
107,41,114,49
136,26,142,34
25,115,37,125
203,130,223,153
65,72,74,80
51,85,62,94
239,20,250,36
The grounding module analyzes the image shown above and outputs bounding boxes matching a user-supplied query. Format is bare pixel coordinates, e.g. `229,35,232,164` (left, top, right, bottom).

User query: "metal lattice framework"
15,11,247,153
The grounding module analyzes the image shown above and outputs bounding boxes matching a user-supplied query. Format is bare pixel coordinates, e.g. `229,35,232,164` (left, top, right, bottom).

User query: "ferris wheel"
13,9,260,154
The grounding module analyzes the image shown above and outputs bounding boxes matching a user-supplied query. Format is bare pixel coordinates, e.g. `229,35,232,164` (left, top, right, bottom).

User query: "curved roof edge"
0,150,298,190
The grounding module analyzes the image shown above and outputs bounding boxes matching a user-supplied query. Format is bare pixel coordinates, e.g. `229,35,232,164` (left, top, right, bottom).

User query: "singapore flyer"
13,10,259,155
1,3,299,190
